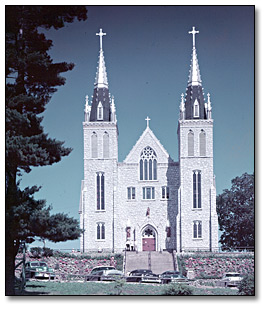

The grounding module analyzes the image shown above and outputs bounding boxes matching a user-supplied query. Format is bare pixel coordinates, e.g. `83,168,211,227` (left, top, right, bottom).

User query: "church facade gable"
124,126,170,164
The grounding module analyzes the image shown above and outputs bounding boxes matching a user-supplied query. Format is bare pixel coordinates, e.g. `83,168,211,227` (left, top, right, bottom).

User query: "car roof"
92,266,115,269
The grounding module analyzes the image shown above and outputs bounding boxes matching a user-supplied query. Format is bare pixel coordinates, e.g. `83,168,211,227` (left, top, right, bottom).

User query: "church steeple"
86,28,114,122
183,27,207,120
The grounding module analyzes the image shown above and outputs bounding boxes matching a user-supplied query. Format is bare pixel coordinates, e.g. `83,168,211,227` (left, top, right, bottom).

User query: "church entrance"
142,226,156,251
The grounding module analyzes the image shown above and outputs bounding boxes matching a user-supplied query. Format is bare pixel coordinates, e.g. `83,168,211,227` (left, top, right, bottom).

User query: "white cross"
188,26,199,48
145,116,151,128
96,28,106,50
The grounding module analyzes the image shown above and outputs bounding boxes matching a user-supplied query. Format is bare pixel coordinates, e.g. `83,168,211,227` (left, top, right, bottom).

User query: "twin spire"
85,27,212,123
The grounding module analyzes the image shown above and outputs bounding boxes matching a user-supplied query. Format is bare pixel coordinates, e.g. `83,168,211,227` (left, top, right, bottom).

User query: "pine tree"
5,5,87,295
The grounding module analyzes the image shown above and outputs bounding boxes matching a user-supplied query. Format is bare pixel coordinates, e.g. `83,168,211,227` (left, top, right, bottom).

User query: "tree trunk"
5,237,17,295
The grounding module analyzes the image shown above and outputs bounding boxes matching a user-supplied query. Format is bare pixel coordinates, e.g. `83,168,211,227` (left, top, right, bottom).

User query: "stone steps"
125,251,174,275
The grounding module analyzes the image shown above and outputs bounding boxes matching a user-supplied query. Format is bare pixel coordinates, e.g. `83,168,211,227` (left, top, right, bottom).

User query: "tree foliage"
5,5,87,294
216,172,254,250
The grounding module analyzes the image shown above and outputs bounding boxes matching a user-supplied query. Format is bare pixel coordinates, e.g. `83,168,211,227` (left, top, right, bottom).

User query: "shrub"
162,283,194,296
238,274,255,295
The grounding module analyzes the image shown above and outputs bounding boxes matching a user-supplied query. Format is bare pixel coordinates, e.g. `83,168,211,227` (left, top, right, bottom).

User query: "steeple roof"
89,28,112,122
94,29,108,89
184,27,207,120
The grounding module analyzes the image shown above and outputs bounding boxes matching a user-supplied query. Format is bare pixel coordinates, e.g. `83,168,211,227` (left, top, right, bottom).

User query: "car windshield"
30,262,40,267
225,273,240,277
40,262,47,267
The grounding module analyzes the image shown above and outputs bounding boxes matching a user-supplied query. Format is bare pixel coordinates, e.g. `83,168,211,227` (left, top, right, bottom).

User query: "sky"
17,5,254,250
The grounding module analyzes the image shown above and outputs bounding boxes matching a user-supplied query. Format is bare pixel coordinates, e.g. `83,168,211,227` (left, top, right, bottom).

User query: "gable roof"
123,126,170,163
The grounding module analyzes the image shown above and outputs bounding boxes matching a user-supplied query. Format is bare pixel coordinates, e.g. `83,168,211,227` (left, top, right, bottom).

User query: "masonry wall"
80,121,118,252
178,119,219,251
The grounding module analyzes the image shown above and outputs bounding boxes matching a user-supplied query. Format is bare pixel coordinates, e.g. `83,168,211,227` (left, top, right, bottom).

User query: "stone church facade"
79,27,219,253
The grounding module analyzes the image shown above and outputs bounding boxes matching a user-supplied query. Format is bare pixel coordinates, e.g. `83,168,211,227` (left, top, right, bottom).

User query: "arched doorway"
142,225,156,251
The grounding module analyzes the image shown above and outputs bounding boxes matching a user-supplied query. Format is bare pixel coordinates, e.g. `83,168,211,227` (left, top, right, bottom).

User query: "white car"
221,272,243,287
87,266,124,281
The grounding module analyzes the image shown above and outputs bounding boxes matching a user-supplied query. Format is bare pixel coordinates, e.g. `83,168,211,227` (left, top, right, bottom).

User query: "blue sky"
19,5,254,250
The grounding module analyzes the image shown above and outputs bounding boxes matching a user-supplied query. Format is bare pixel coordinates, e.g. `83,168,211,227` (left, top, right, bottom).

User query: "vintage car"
159,270,188,284
126,269,161,283
220,272,243,287
87,266,124,281
24,261,55,279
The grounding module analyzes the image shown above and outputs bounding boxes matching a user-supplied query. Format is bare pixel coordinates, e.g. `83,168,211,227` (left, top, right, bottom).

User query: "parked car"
221,272,243,287
24,261,55,280
126,269,161,283
160,270,188,284
87,266,124,281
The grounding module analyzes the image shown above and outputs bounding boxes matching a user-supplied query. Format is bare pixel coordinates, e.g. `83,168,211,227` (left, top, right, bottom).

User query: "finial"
180,93,185,112
181,93,184,103
145,116,151,128
96,28,106,50
85,95,89,105
188,26,199,48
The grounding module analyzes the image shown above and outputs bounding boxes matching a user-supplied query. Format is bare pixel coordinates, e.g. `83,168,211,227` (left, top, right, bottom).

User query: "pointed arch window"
139,146,157,180
97,101,103,120
97,222,105,240
193,221,202,239
91,132,98,158
199,130,206,156
96,172,105,210
103,132,109,158
193,170,201,209
193,98,199,118
188,130,194,156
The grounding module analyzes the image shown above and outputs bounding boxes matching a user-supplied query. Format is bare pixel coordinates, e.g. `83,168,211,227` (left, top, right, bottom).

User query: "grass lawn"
18,280,238,296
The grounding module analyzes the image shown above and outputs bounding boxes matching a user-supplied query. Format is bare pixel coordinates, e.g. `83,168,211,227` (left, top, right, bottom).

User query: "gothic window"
142,187,155,200
199,130,206,156
127,187,136,200
188,130,194,156
139,146,157,180
97,222,105,240
96,172,105,210
161,186,169,199
193,221,202,239
97,101,103,120
193,98,199,118
91,132,98,158
103,132,109,158
193,170,201,209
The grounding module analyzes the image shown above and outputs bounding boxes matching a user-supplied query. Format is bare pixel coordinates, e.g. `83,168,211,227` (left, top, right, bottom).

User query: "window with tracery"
139,146,157,180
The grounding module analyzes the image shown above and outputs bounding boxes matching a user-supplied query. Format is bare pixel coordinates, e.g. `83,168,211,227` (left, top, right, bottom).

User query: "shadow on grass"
15,283,50,295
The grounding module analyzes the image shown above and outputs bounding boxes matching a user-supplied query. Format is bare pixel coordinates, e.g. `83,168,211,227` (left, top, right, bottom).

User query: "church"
79,27,219,253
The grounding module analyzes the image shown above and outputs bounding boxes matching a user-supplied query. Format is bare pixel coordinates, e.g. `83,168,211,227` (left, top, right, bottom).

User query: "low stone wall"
15,252,121,278
178,253,254,279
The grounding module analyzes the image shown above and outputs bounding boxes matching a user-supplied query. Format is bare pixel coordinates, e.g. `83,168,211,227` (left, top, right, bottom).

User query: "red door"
142,238,156,251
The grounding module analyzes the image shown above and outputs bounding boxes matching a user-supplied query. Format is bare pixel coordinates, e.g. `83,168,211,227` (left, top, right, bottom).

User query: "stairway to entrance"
125,251,175,275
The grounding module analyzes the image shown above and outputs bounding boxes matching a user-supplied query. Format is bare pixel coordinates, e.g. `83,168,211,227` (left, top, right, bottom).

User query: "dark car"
126,269,161,283
160,270,188,284
86,266,124,281
24,261,55,280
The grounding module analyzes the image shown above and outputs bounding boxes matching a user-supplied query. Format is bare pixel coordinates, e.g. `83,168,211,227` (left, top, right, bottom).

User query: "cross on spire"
145,116,151,128
188,26,199,48
96,28,106,50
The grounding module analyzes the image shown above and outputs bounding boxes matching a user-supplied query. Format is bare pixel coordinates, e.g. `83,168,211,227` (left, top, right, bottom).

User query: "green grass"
17,280,238,296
